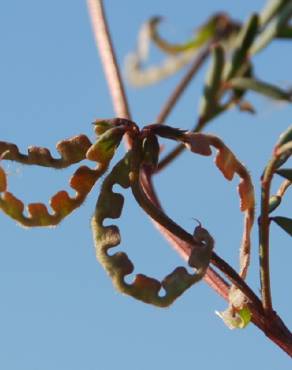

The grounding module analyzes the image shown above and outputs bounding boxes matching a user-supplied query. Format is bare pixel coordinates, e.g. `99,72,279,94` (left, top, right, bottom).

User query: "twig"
259,160,275,313
156,47,210,124
140,166,262,311
276,179,291,197
156,115,206,172
259,142,292,313
156,96,238,173
87,0,131,121
84,4,292,355
87,0,259,311
156,143,185,172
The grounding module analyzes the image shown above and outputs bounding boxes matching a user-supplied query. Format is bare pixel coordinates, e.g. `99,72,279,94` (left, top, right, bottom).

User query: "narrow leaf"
259,0,289,27
251,3,292,54
149,14,218,55
273,216,292,237
277,26,292,38
199,44,225,119
276,168,292,181
225,14,258,80
229,77,292,101
277,126,292,147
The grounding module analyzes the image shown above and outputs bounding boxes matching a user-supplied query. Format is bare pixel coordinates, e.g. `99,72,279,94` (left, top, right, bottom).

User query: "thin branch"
156,115,205,172
259,142,292,313
156,98,237,172
156,143,185,172
276,179,291,197
139,166,262,311
85,7,292,354
87,0,131,121
156,47,210,124
259,160,275,313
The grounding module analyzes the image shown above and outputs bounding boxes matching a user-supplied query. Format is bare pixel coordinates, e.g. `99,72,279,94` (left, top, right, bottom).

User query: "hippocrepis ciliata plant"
1,0,292,357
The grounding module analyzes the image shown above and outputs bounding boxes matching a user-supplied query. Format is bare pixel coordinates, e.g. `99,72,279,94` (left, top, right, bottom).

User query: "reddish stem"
87,0,292,357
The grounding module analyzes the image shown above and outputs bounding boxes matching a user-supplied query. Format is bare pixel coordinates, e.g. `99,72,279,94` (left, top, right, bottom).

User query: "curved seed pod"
0,120,132,227
0,163,106,227
92,151,212,307
0,135,92,169
179,131,255,327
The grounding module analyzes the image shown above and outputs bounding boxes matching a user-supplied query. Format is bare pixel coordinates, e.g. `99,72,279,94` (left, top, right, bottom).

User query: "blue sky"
1,1,292,369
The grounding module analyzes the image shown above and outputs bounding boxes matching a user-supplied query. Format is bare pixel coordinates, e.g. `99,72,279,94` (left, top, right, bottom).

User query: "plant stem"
156,143,185,172
259,160,275,313
89,0,259,316
276,179,291,197
135,166,262,311
88,3,292,355
156,98,237,172
156,115,206,172
156,47,210,124
87,0,131,121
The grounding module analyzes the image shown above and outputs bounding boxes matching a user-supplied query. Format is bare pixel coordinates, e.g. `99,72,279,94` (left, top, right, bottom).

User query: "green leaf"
277,26,292,38
251,3,292,54
259,0,289,27
229,77,292,101
276,168,292,181
275,127,292,168
216,306,252,329
199,44,225,119
149,14,220,55
237,307,252,328
277,125,292,147
272,216,292,237
225,14,258,80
